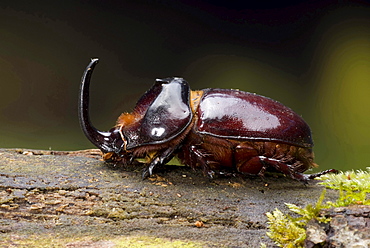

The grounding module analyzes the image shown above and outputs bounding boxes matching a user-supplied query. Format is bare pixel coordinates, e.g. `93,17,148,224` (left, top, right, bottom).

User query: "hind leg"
237,156,332,183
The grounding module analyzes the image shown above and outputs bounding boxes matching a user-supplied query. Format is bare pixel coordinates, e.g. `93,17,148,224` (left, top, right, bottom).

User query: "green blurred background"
0,1,369,172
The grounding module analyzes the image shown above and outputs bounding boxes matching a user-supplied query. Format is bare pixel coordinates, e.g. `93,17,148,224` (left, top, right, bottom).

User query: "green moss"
0,235,204,248
0,235,80,248
265,167,370,248
113,236,204,247
318,167,370,206
266,190,329,248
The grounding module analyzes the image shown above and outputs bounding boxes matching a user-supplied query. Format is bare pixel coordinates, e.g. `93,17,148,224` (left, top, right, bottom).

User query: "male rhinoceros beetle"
79,58,337,182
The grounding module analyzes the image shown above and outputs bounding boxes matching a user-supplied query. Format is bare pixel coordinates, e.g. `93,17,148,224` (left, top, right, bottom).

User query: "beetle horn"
79,58,115,153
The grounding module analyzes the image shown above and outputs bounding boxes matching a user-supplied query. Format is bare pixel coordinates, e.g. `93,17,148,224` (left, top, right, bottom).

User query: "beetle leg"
142,147,177,179
258,156,311,182
257,164,268,178
256,156,335,183
305,169,339,179
239,156,311,183
237,156,268,176
190,146,216,178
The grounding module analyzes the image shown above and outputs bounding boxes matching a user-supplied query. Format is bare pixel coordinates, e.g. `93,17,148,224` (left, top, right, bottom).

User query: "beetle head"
79,59,192,161
115,77,192,150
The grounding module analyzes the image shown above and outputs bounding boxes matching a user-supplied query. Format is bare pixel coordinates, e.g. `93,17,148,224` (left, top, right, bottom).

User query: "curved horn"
79,58,114,153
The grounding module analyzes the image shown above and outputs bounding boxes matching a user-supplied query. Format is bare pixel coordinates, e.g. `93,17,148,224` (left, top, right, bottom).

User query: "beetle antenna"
79,58,114,153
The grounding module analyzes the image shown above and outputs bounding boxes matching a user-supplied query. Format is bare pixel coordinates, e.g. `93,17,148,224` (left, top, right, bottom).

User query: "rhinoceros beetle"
79,58,337,183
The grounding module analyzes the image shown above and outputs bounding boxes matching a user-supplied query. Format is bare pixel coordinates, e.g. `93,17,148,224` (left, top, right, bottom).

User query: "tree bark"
0,148,343,247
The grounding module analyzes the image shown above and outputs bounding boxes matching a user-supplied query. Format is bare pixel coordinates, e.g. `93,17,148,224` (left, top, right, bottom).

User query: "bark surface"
0,148,340,247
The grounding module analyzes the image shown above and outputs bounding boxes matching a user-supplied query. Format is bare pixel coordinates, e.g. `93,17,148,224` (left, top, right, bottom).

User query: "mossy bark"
0,148,339,247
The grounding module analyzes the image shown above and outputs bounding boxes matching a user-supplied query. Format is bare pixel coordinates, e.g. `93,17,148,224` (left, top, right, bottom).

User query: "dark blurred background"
0,0,369,172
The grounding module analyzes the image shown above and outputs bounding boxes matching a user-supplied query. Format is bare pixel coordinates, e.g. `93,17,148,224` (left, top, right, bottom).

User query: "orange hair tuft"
116,112,141,128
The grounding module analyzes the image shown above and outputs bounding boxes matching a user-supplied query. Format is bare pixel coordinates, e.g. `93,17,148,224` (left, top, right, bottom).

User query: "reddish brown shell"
124,78,193,149
196,89,313,148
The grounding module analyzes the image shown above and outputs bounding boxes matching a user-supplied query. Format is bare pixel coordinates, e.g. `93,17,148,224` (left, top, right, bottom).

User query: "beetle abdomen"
195,89,313,148
177,132,317,180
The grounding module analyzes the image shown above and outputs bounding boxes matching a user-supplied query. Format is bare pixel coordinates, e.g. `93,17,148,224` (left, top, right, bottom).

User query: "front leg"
142,147,178,179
